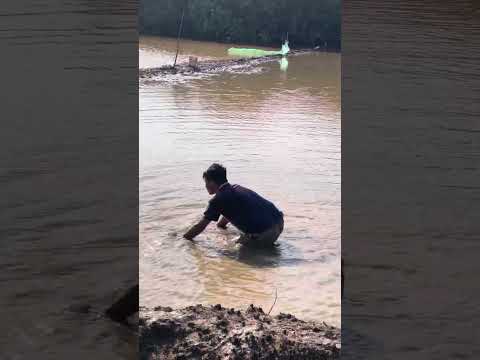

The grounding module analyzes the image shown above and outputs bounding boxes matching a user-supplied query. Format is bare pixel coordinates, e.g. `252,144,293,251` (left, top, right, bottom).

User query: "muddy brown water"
342,1,480,359
139,37,341,327
1,1,138,359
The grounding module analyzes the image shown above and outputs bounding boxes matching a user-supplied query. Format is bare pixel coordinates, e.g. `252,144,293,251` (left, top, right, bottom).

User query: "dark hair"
203,163,227,185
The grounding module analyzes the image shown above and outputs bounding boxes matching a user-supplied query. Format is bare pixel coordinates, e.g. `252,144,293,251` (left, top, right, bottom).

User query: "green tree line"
139,0,341,49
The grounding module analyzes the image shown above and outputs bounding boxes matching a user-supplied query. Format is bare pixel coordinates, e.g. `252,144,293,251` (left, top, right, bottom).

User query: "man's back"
204,183,283,234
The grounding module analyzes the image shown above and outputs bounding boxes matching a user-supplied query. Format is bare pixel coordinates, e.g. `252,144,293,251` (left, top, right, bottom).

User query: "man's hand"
183,217,211,240
217,216,229,229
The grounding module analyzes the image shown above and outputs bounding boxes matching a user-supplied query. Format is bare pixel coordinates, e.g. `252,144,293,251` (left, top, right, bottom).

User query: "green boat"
228,41,290,57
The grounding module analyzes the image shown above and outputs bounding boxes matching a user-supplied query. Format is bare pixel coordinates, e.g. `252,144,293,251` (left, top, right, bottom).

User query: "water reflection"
279,57,289,72
189,242,277,306
143,54,339,115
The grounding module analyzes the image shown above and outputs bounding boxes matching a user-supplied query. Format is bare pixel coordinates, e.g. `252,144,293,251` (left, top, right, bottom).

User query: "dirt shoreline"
140,304,340,360
139,49,324,79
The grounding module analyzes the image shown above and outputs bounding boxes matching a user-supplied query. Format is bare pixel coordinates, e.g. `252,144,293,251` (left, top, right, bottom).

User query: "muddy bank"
139,49,318,79
140,304,340,360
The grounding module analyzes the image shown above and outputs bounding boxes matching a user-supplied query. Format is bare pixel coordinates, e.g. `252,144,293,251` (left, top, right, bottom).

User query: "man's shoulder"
231,184,250,192
233,184,261,198
210,187,231,202
213,184,238,203
209,192,221,203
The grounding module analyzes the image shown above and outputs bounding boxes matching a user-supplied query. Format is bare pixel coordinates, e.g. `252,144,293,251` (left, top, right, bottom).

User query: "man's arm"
217,216,229,229
183,217,211,240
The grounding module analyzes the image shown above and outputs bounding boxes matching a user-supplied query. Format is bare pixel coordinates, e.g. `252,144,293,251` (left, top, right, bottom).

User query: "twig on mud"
267,287,278,315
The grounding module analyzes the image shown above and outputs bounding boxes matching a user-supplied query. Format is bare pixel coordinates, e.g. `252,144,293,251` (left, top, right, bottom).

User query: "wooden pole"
173,5,185,67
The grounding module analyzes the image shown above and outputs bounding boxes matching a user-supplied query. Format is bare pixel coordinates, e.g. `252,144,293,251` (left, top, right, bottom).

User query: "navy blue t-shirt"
204,183,283,234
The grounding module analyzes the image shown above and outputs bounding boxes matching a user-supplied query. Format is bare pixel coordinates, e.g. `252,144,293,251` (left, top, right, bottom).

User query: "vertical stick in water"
173,5,185,67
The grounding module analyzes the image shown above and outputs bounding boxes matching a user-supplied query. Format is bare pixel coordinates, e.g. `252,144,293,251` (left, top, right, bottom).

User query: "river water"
342,1,480,359
139,37,341,326
2,1,138,359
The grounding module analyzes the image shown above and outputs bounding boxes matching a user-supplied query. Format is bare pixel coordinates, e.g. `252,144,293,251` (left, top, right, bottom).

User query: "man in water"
183,163,284,247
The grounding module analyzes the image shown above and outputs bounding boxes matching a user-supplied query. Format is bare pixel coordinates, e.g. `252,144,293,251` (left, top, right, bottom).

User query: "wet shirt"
204,183,283,234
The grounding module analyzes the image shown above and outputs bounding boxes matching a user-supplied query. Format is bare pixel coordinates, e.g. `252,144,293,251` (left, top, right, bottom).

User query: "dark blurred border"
343,0,480,358
1,0,138,358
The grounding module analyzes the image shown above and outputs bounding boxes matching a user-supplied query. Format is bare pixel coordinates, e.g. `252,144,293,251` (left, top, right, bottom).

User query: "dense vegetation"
139,0,341,49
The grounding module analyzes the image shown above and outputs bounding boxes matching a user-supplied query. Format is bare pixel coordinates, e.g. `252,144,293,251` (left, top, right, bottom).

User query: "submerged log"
188,56,199,70
139,49,319,79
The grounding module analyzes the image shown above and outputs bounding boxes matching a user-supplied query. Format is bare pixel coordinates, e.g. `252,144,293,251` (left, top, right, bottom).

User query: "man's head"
203,163,228,195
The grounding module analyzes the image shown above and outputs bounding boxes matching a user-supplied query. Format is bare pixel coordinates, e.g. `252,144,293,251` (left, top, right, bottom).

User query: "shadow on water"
185,228,307,269
219,244,283,268
220,242,309,269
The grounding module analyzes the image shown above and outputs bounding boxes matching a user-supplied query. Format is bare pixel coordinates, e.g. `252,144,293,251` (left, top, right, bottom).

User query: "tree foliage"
139,0,341,49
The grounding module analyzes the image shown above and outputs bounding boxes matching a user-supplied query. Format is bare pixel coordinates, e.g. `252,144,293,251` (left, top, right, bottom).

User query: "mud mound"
139,49,316,80
140,304,340,360
139,56,280,79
